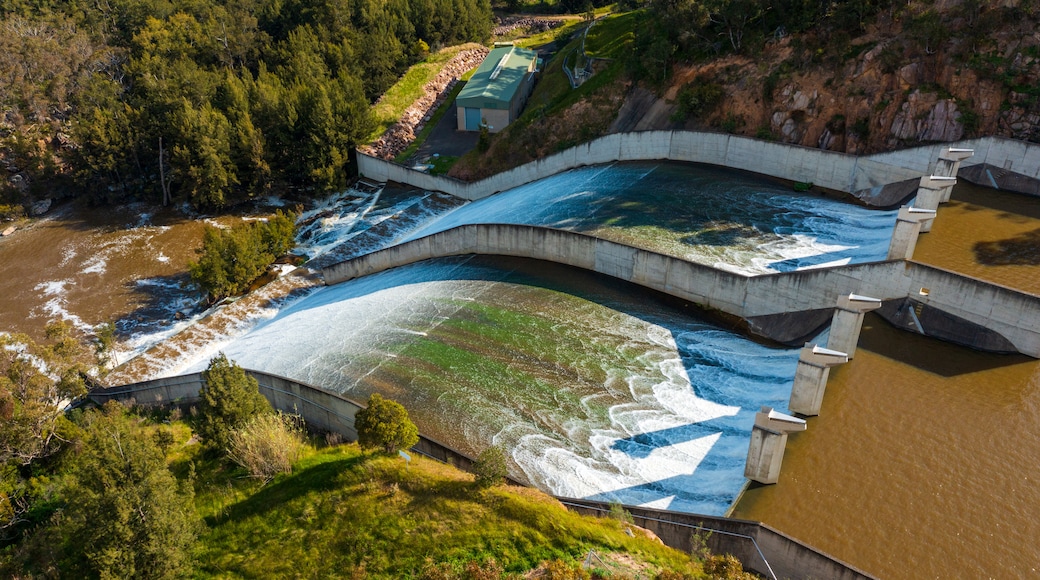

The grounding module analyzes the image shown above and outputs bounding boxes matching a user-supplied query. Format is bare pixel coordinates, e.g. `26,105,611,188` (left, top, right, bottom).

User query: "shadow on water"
973,228,1040,266
116,273,202,338
583,411,756,510
951,182,1040,221
858,313,1034,377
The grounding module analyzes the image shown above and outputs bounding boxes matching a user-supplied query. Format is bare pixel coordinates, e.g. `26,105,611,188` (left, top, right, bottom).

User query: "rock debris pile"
363,47,489,160
492,17,562,37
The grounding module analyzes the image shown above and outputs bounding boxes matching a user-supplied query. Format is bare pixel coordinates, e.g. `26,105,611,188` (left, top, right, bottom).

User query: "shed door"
464,107,482,131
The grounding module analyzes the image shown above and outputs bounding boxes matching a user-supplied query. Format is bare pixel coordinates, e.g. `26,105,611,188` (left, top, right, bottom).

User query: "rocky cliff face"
619,0,1040,154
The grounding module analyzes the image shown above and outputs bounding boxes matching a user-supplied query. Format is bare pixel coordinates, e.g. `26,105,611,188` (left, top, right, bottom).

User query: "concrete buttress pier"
789,344,849,416
745,406,807,484
887,206,937,260
936,148,975,202
914,175,958,232
826,294,882,359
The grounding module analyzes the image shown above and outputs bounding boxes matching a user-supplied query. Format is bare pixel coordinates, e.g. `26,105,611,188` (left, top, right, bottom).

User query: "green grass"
514,18,584,49
368,44,483,143
190,441,706,578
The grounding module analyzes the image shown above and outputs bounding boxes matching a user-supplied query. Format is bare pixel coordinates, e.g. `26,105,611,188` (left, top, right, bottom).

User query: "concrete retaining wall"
357,132,1040,203
321,224,1040,357
91,373,870,579
87,370,476,470
558,498,875,580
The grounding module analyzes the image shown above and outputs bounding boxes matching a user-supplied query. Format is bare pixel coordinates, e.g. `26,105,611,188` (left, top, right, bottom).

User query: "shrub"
671,79,725,122
195,353,271,451
227,412,305,482
354,393,419,454
473,445,508,488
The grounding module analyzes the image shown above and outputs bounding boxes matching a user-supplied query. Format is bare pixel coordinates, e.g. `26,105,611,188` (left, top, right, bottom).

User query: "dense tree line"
0,0,491,209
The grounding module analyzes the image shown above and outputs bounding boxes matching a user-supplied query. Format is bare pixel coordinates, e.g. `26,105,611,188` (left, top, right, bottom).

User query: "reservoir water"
3,162,1038,577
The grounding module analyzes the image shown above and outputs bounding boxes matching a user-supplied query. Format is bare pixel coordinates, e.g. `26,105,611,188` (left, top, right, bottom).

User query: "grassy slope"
176,437,704,578
367,44,485,143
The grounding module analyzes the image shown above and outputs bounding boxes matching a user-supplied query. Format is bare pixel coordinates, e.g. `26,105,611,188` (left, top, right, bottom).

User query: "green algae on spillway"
198,255,800,514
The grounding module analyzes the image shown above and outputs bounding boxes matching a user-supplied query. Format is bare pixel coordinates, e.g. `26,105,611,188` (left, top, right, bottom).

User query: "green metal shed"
456,45,538,133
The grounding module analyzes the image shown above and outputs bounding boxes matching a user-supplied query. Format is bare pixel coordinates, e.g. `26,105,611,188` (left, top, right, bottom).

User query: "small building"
456,45,538,133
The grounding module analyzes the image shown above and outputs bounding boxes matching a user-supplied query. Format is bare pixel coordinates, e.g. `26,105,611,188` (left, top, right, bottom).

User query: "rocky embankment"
362,47,490,160
613,2,1040,155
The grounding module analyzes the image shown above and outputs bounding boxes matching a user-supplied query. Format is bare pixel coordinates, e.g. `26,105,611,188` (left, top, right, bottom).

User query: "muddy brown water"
0,202,220,343
733,182,1040,579
2,181,1040,578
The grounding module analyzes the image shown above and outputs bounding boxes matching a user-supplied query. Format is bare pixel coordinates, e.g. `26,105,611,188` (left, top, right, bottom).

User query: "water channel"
2,162,1038,578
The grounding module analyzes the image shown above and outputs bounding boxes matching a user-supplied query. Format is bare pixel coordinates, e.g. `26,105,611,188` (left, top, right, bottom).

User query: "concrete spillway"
323,223,1040,357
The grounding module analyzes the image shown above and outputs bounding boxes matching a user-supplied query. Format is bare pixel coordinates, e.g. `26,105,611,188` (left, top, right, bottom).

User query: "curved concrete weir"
322,223,1040,357
358,132,1040,204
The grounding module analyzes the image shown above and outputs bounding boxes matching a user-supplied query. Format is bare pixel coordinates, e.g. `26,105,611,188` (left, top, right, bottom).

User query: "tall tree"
59,402,199,579
354,393,419,454
195,353,271,451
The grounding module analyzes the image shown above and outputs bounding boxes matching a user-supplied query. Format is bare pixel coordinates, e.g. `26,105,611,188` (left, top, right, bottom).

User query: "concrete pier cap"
789,343,849,417
941,147,975,162
800,343,850,366
837,293,883,311
887,206,937,260
745,406,807,485
754,405,808,433
828,294,882,359
919,175,958,189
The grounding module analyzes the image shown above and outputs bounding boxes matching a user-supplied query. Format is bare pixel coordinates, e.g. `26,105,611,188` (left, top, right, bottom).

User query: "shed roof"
456,45,537,110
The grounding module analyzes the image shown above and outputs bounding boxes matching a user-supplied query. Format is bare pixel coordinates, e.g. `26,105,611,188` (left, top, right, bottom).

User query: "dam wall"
321,224,1040,357
92,373,872,579
87,370,478,472
358,132,1040,204
558,498,876,580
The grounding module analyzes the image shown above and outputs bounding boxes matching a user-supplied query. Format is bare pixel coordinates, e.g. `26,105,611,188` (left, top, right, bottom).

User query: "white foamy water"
170,257,800,515
405,162,897,275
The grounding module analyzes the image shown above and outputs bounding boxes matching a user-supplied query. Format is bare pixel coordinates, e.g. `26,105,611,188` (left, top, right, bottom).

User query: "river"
2,164,1037,578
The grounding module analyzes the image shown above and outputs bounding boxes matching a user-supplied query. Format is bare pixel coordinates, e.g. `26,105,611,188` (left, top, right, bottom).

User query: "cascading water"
406,161,897,275
155,160,898,514
177,257,800,515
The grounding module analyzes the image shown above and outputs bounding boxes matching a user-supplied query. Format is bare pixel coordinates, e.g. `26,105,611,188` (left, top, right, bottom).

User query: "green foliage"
851,116,871,138
473,445,508,488
193,444,705,577
477,123,492,153
188,210,297,302
608,500,634,524
957,100,980,136
227,412,305,483
0,0,492,206
58,402,199,579
196,354,271,451
354,393,419,454
671,80,725,122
